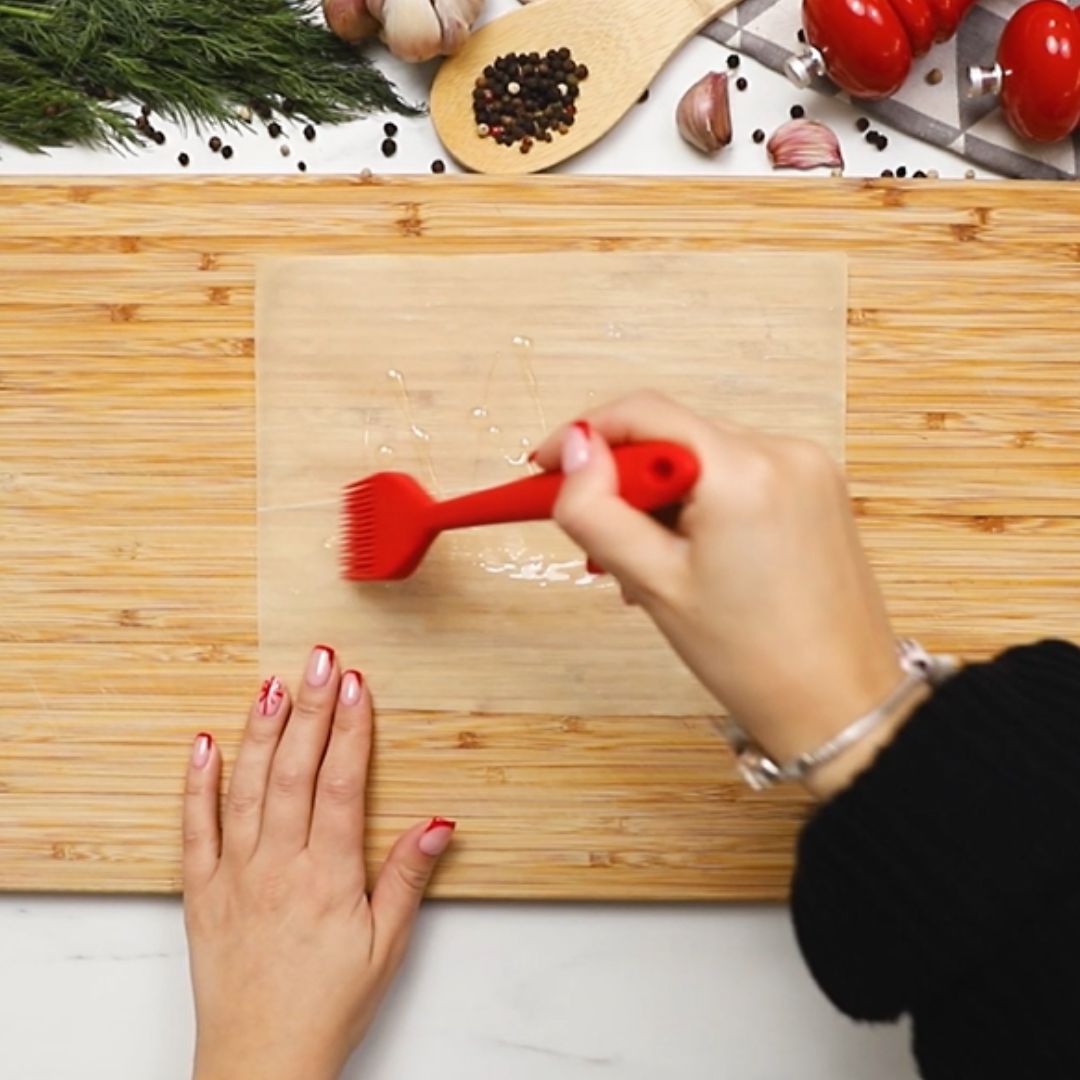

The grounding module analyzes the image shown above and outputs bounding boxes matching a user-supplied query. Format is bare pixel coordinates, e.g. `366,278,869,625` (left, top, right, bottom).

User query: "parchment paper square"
257,252,845,715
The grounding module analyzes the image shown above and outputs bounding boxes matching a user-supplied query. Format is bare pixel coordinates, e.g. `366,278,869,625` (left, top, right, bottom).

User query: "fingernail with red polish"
339,669,363,706
562,421,591,474
257,676,283,717
191,732,213,769
419,817,457,856
306,644,334,688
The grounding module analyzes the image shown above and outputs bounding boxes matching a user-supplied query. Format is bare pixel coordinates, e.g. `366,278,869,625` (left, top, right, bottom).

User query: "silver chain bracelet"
723,639,959,791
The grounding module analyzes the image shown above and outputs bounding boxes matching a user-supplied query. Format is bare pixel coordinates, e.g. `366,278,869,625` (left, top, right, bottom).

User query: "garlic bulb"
366,0,485,63
675,72,732,155
766,119,843,170
323,0,379,43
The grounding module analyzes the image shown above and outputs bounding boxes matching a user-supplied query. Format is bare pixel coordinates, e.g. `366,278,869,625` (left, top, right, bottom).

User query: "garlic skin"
432,0,477,55
366,0,484,62
323,0,379,43
766,119,844,170
675,72,732,155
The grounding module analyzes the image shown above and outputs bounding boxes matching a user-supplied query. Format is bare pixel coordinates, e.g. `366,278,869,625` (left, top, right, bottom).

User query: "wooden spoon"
430,0,744,175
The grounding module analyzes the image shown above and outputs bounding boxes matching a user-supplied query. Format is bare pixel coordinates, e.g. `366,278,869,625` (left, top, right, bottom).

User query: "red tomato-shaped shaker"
792,0,912,97
786,0,979,98
966,0,1080,141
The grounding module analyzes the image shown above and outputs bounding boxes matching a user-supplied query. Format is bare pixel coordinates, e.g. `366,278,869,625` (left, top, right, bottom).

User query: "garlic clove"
675,72,732,155
766,119,844,171
374,0,445,62
372,0,483,61
323,0,380,43
434,0,484,54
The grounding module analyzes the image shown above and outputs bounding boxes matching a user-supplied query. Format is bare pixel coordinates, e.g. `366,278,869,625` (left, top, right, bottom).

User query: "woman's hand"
182,646,455,1080
534,392,908,799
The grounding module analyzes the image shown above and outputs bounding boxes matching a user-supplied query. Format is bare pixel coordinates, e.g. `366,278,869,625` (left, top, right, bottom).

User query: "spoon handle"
604,0,745,73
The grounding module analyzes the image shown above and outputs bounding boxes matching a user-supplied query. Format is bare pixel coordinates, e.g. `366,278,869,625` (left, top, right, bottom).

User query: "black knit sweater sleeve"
791,639,1080,1078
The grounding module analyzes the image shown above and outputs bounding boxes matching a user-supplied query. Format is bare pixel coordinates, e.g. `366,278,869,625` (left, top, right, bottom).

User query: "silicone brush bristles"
341,472,436,581
342,479,378,580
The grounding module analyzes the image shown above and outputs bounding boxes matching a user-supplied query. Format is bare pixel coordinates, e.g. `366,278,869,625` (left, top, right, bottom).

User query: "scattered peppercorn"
141,104,152,118
638,88,650,104
896,165,907,177
381,137,397,157
298,161,307,172
727,54,740,69
797,28,807,43
280,144,291,158
926,68,943,86
473,48,589,148
856,117,870,133
304,124,316,142
268,121,282,138
913,169,926,178
927,169,940,178
881,168,894,177
752,128,765,143
178,152,190,167
790,104,805,119
209,136,222,153
384,121,398,137
875,133,888,151
221,145,233,160
965,168,976,179
865,129,879,144
735,77,748,91
153,131,166,146
431,158,446,173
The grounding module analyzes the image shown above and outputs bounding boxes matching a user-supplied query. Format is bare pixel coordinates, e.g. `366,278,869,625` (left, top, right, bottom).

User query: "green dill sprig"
0,0,418,153
0,40,137,152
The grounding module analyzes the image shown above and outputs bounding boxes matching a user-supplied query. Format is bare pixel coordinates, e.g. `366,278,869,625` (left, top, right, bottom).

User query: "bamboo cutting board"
2,177,1079,900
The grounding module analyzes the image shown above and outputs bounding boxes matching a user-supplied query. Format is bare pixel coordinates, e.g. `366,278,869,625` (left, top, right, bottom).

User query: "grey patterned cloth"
707,0,1080,179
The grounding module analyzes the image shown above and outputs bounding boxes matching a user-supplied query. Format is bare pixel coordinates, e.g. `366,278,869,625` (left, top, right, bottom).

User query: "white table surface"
3,6,988,1074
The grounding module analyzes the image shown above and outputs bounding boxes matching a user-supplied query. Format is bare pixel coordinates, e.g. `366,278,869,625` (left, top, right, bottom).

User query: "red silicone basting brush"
342,440,699,581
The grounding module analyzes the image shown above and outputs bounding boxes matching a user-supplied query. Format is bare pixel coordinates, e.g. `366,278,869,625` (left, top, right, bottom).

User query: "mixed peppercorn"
472,48,589,153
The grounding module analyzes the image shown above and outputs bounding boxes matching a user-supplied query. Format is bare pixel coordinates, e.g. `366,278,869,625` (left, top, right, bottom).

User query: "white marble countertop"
2,5,986,1074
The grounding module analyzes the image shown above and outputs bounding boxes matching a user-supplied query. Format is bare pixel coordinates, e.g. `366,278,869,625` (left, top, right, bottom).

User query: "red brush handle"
430,441,699,531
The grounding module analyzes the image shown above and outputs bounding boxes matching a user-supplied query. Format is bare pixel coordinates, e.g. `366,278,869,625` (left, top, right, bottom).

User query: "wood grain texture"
256,252,844,716
1,175,1079,899
429,0,739,174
